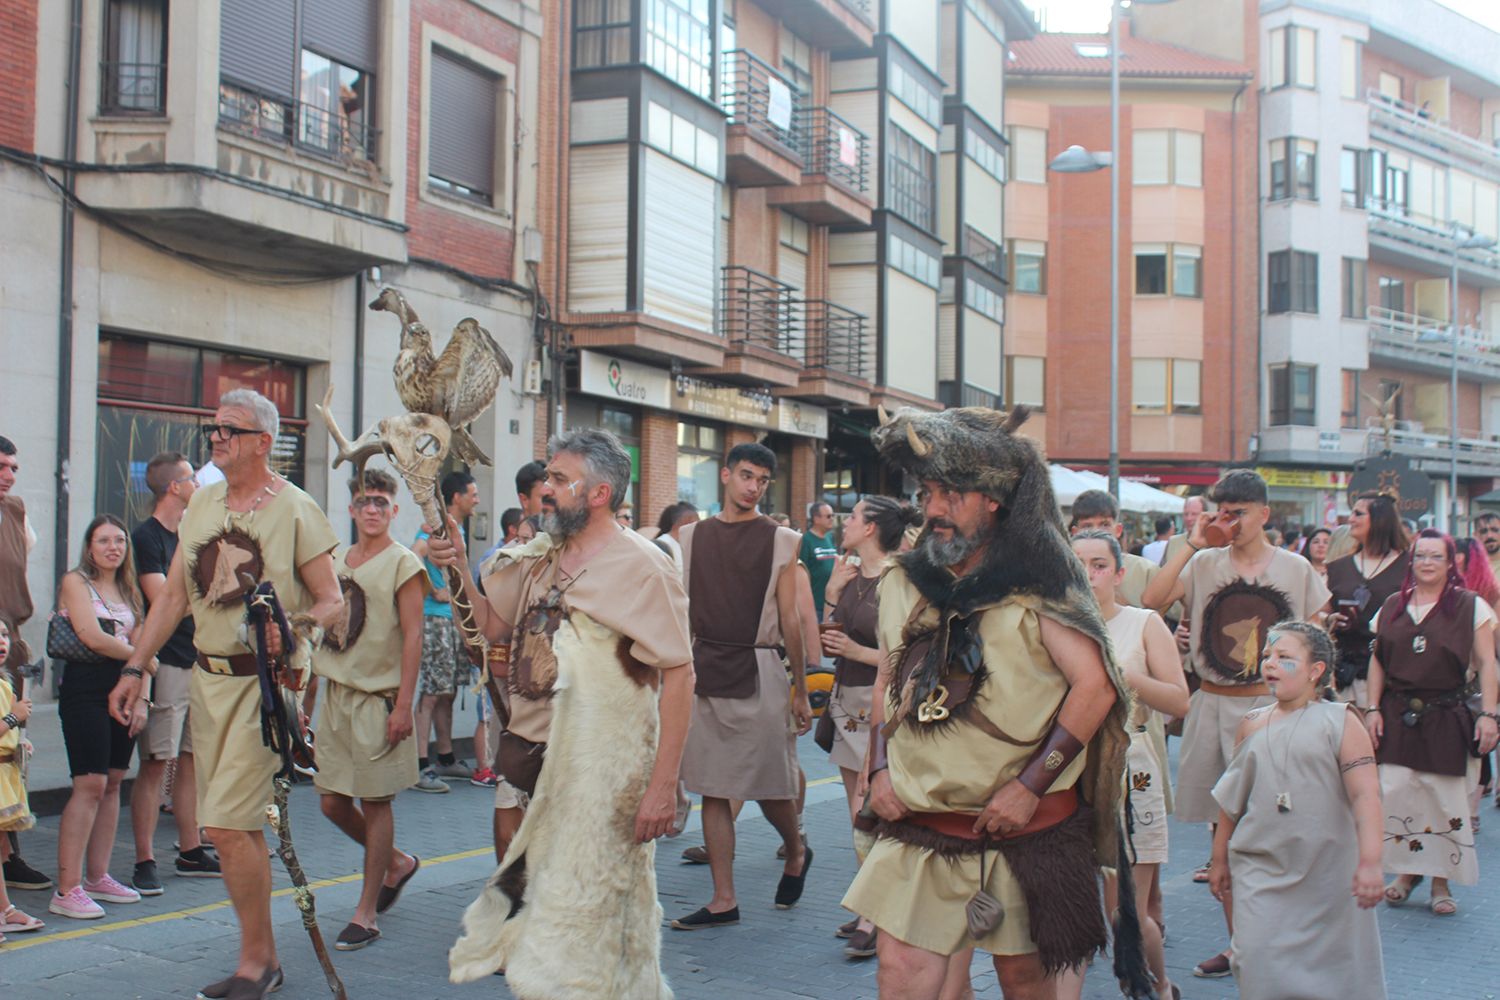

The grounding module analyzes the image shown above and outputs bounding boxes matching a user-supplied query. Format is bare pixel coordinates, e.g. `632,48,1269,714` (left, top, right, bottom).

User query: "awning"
1051,465,1185,515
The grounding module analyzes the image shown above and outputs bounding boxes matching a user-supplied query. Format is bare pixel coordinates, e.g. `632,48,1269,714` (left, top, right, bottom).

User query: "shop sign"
773,401,829,439
578,351,672,409
673,374,776,427
1348,455,1431,519
1255,467,1349,490
1319,432,1342,452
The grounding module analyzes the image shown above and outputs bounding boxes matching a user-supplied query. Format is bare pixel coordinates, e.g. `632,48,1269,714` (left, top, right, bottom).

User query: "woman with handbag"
48,514,152,920
821,495,920,960
1366,530,1500,916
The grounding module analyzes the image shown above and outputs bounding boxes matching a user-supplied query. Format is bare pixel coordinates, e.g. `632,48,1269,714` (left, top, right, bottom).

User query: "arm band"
869,726,889,776
121,666,145,679
1014,722,1086,798
1,713,18,731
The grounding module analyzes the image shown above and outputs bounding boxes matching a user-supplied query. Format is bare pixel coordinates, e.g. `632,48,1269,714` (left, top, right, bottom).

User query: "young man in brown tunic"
672,442,813,930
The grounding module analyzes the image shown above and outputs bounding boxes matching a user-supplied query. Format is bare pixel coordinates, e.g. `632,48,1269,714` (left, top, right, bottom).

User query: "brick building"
0,0,545,689
1002,4,1259,493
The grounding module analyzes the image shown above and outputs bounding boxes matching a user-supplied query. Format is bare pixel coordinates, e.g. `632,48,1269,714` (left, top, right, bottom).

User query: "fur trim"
872,406,1040,503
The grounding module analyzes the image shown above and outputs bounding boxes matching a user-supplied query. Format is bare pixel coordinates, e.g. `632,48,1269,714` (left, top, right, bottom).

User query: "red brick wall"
790,439,819,528
0,0,37,152
406,0,520,277
640,409,679,526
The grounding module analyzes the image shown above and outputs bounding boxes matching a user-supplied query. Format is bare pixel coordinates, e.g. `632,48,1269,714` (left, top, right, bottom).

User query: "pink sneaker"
83,873,141,904
49,886,106,920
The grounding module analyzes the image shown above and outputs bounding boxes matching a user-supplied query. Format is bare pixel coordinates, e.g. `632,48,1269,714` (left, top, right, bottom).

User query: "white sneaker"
414,767,451,794
83,873,142,904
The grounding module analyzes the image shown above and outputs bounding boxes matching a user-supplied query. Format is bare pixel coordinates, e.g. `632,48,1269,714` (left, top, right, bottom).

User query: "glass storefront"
677,418,723,515
566,395,641,518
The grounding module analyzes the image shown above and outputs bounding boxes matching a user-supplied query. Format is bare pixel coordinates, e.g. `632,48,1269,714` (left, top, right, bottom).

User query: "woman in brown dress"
1325,493,1410,707
1365,530,1500,915
821,495,919,959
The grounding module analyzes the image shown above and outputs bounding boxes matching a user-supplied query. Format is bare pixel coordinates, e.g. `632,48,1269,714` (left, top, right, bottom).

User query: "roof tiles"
1008,32,1251,80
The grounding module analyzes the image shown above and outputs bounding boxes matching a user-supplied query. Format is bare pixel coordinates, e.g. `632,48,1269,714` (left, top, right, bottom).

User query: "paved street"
3,736,1499,999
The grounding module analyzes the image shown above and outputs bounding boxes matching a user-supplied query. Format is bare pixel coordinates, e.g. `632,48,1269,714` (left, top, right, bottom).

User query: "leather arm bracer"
1014,722,1085,798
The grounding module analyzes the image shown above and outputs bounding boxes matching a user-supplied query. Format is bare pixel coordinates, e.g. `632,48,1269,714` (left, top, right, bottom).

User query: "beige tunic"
312,543,427,800
1107,606,1169,863
179,481,338,830
679,519,803,801
843,569,1086,957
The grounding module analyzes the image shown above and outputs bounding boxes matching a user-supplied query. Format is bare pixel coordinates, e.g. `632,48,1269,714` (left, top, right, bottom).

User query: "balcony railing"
835,0,874,22
794,105,868,193
1367,306,1500,381
100,61,166,115
1381,423,1500,473
803,300,867,380
1366,203,1500,280
721,265,802,356
722,49,802,153
1367,89,1500,180
218,80,380,164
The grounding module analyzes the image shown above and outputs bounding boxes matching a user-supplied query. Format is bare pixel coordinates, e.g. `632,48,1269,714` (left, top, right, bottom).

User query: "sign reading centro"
578,350,827,439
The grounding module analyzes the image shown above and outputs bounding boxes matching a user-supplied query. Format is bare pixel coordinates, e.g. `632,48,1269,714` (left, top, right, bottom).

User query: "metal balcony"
100,61,166,115
722,50,805,187
1366,204,1500,286
1367,306,1500,383
218,80,380,165
720,265,802,356
797,106,867,193
803,300,868,379
739,0,874,50
1367,89,1500,184
1381,422,1500,477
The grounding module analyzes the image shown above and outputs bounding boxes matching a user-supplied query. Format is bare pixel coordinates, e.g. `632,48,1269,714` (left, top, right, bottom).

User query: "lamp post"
1447,227,1499,533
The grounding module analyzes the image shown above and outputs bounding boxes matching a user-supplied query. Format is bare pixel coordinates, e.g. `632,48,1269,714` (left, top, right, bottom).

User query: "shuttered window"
301,0,379,72
642,150,718,331
429,49,499,202
220,0,297,99
567,145,630,313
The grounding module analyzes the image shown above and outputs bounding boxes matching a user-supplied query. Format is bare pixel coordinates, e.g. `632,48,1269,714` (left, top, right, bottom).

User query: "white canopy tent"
1049,465,1185,515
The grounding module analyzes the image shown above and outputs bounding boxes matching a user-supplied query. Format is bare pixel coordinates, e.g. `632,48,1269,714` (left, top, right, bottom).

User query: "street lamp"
1447,227,1499,533
1046,0,1172,502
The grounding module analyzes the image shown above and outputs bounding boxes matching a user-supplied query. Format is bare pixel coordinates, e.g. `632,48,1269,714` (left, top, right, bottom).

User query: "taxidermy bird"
369,287,513,467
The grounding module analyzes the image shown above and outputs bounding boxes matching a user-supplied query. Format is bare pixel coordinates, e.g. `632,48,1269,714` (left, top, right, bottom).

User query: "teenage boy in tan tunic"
309,469,426,952
111,389,343,1000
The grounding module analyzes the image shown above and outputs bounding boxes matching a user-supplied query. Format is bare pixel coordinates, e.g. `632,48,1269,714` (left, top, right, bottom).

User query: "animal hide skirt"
448,612,673,999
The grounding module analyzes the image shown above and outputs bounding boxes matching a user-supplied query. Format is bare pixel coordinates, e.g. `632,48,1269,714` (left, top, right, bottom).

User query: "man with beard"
430,429,694,998
843,407,1131,1000
1475,512,1500,579
671,442,813,930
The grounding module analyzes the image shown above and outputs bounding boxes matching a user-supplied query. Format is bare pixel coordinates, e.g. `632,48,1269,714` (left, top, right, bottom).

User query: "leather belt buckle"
200,655,235,677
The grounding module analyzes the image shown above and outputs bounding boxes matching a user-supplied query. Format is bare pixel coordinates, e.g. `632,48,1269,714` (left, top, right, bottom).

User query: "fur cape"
873,405,1135,868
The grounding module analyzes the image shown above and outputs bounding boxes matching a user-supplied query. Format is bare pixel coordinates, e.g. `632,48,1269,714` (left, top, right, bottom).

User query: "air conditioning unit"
524,359,543,395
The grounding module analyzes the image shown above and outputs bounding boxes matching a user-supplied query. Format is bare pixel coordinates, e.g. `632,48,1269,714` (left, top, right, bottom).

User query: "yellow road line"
7,776,844,953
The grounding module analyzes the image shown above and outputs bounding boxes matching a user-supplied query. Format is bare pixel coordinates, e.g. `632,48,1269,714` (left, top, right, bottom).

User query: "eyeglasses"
1412,553,1448,563
353,495,392,511
201,423,265,442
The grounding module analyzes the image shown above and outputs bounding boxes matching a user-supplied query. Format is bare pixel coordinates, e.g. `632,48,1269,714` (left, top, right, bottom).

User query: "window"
888,124,937,232
1269,138,1316,201
1378,71,1402,101
429,49,499,203
967,127,1004,181
888,233,940,287
646,0,713,100
1341,258,1367,319
298,50,373,160
575,0,631,69
102,0,167,114
1006,126,1046,184
646,101,719,175
1269,363,1316,425
1341,370,1360,429
780,213,810,253
1267,249,1318,314
1006,356,1045,410
779,25,812,96
1340,147,1365,208
1369,148,1408,215
1008,240,1046,294
889,61,942,126
964,226,1003,277
965,280,1002,322
1378,275,1404,313
1269,25,1316,89
1133,129,1202,187
1134,244,1201,297
676,419,725,516
1132,359,1201,414
1340,38,1360,99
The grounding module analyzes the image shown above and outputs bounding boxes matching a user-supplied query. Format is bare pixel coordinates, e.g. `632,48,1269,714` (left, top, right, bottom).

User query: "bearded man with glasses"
109,388,343,1000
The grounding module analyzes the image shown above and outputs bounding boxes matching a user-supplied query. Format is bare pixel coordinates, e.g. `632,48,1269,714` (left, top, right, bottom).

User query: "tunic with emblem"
842,568,1087,958
311,542,427,800
178,480,338,830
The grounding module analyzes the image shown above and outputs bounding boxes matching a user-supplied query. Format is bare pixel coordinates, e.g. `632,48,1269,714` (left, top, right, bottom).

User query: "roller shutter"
642,150,717,332
429,49,499,197
568,144,630,314
220,0,296,98
301,0,379,72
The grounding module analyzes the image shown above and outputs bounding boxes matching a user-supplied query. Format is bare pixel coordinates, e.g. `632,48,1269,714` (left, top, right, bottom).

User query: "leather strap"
1199,680,1270,697
1015,722,1085,798
196,652,260,678
904,788,1079,841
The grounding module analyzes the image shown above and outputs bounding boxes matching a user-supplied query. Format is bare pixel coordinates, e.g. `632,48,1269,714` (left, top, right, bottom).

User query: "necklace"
1356,550,1396,581
1265,703,1312,813
222,474,283,530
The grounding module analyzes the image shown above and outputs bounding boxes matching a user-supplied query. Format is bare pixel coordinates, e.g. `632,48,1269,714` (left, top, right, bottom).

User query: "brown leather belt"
904,787,1078,841
1199,680,1270,698
196,653,259,678
0,749,13,763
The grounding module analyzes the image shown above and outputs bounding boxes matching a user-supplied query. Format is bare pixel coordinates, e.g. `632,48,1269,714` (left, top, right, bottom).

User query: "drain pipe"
53,0,83,587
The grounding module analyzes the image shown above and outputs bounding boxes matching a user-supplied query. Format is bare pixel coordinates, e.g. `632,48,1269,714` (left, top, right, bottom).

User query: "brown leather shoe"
195,967,284,1000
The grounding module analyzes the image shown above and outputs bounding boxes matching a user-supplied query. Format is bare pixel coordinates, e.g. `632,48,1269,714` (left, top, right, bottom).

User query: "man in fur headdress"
430,428,694,999
843,406,1133,1000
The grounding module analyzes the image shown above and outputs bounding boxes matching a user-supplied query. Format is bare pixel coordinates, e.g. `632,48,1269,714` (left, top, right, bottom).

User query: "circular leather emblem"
322,577,367,652
1199,579,1293,684
192,529,264,608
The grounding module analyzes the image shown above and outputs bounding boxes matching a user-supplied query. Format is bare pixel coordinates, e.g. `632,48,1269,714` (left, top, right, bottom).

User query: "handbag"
813,706,836,753
45,613,116,664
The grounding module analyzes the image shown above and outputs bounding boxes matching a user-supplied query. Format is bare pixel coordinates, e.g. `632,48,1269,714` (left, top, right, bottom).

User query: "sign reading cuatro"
577,350,828,439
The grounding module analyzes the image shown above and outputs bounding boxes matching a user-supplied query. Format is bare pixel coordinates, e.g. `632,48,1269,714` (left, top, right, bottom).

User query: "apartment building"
1002,8,1259,491
541,0,1034,521
0,0,544,656
1248,0,1500,523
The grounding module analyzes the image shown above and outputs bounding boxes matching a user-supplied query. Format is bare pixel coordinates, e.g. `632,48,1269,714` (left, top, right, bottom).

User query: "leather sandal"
1429,895,1458,916
774,846,814,909
1383,874,1423,906
835,916,859,939
1192,951,1231,978
844,926,878,959
680,845,709,865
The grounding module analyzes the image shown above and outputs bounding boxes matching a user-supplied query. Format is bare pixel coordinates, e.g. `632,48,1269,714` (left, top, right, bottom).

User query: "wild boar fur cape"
448,541,672,999
872,404,1133,868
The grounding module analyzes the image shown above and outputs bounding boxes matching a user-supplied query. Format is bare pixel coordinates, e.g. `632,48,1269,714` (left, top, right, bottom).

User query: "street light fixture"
1447,227,1499,533
1045,0,1173,502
